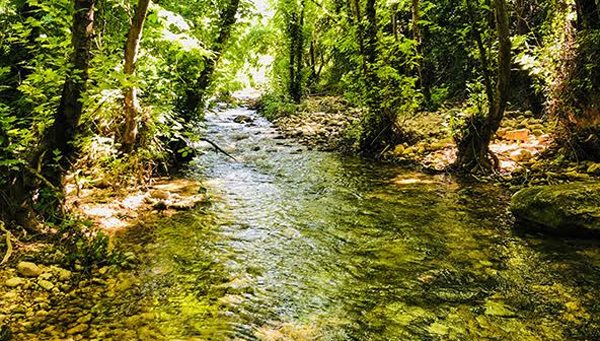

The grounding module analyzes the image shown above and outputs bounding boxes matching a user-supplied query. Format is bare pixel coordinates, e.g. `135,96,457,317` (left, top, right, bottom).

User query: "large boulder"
511,182,600,236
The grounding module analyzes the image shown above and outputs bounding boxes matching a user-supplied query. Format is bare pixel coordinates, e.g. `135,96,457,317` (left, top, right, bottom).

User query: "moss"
511,182,600,236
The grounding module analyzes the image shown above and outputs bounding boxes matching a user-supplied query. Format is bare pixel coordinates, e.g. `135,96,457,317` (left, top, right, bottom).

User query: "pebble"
66,324,88,335
38,279,54,291
5,277,26,288
55,267,73,281
17,262,43,278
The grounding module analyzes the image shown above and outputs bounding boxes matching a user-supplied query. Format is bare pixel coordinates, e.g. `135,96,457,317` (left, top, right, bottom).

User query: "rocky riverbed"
0,178,211,340
0,259,156,340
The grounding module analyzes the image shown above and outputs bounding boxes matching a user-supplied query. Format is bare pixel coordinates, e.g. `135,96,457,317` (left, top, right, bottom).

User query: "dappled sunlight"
68,178,208,233
391,173,439,186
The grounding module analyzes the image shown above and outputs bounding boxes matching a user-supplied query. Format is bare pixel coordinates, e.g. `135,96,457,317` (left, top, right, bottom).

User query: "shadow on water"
111,106,600,340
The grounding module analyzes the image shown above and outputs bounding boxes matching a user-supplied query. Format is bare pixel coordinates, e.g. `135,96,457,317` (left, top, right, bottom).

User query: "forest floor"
0,177,210,340
271,95,600,187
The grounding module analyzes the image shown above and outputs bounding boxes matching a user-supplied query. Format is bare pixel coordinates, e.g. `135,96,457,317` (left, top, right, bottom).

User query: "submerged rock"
17,262,42,278
37,279,54,291
233,115,253,124
511,182,600,236
4,277,26,288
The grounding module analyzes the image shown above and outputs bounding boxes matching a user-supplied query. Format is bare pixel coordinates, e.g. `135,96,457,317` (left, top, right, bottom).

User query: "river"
117,106,600,340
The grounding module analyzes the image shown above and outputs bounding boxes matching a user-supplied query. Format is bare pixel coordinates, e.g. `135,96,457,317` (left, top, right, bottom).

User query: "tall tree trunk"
288,11,298,102
292,1,305,102
364,0,377,66
350,0,367,74
556,0,600,160
359,0,400,153
411,0,430,103
308,39,317,87
392,3,398,41
122,0,151,152
465,0,494,109
183,0,241,117
454,0,511,173
35,0,96,217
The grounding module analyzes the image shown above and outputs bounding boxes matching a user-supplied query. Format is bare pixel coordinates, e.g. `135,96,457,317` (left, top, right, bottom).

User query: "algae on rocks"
511,182,600,236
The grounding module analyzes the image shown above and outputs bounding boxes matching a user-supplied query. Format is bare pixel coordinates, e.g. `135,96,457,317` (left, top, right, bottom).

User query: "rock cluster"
274,110,360,151
0,260,158,340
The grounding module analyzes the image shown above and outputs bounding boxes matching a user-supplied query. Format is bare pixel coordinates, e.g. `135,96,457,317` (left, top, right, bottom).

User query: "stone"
149,190,169,200
66,324,88,335
511,182,600,236
4,277,26,287
502,129,530,142
39,272,53,281
55,268,72,281
77,314,92,324
38,279,54,291
510,149,533,162
233,115,253,124
17,262,42,277
587,163,600,175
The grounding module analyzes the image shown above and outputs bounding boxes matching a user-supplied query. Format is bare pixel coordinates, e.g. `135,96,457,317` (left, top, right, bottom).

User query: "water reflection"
121,107,600,340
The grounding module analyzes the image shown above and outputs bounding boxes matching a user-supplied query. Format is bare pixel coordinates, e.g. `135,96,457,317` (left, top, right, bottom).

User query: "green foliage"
257,93,297,120
56,216,115,270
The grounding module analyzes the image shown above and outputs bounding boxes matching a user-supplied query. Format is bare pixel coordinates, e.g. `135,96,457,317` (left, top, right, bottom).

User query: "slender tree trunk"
465,0,494,109
308,40,317,87
183,0,241,117
121,0,150,152
293,1,305,102
288,12,298,101
122,0,151,152
350,0,367,74
34,0,96,217
286,0,305,103
364,0,377,66
392,3,398,42
454,0,511,173
411,0,430,102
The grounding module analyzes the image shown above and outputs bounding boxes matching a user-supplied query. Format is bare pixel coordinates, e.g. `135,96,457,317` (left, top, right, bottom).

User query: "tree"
552,0,600,160
33,0,96,217
122,0,152,152
182,0,241,117
453,0,511,173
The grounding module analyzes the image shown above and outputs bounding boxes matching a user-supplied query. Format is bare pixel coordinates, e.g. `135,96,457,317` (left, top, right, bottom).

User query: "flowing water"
120,107,600,340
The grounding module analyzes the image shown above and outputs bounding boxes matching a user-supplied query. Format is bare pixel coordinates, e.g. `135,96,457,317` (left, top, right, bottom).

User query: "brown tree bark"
454,0,511,173
122,0,151,152
34,0,96,217
555,0,600,160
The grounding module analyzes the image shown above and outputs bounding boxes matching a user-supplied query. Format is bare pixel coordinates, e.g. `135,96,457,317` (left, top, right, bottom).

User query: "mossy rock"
511,182,600,237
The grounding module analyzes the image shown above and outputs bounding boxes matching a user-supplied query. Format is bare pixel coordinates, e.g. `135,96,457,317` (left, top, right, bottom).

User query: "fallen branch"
0,222,13,266
199,138,237,161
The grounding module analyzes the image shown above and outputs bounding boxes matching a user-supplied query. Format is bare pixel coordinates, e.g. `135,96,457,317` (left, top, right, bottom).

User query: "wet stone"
4,277,26,288
17,262,43,278
38,279,54,291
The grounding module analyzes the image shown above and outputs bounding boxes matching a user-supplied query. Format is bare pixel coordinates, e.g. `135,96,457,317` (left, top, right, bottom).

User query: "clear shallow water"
125,107,600,340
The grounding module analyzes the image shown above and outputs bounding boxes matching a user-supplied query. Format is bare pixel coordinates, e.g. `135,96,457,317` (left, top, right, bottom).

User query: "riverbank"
264,95,600,186
0,177,210,340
